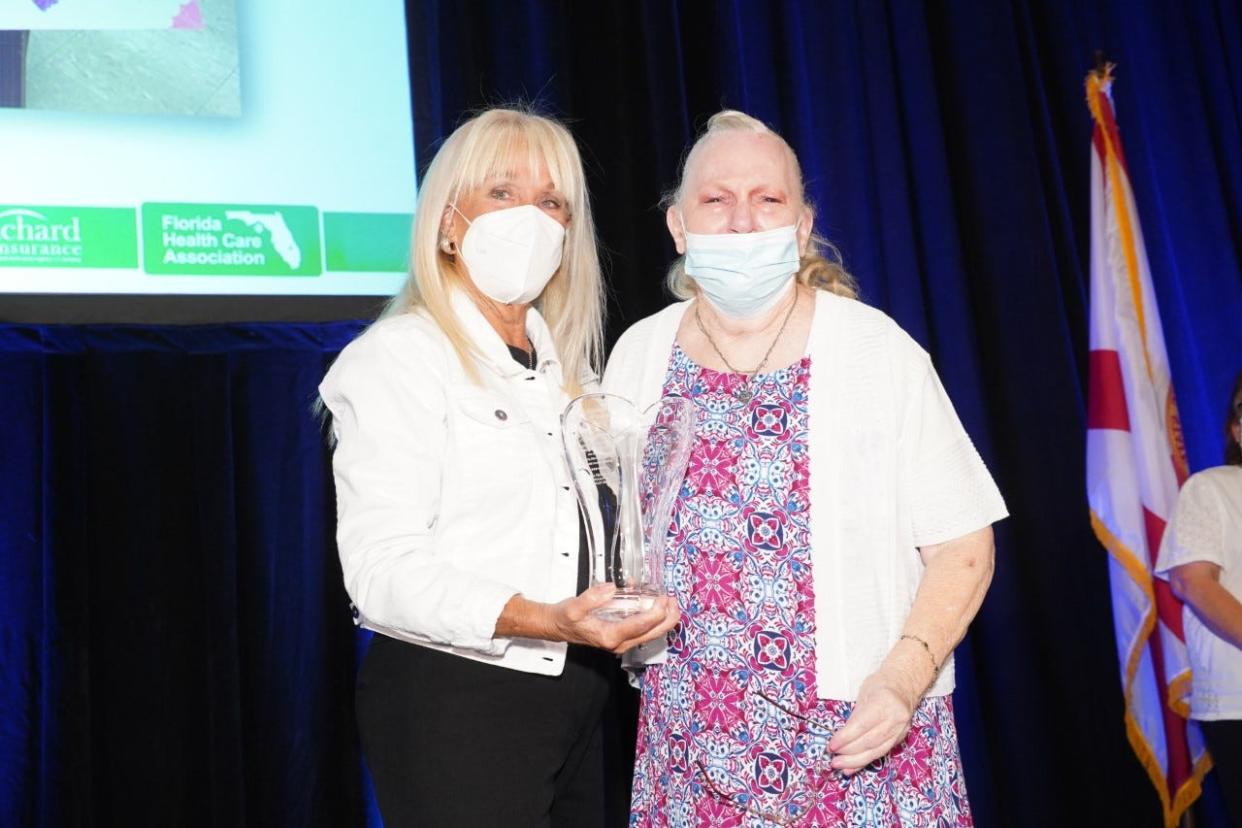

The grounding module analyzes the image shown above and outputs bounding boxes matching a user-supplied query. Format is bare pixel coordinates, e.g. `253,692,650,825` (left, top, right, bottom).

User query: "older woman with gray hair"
604,111,1008,826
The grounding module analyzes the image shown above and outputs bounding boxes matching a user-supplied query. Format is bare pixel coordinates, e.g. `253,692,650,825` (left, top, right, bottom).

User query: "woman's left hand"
827,667,919,775
828,528,994,774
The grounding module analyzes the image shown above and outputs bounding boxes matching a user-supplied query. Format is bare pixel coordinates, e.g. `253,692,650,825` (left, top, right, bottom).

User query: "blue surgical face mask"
682,221,801,318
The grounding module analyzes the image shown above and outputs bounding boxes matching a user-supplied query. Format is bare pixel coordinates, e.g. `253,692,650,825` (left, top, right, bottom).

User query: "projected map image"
0,0,240,118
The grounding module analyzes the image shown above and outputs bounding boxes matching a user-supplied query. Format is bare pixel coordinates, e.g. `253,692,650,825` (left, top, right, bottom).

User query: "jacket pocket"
444,386,539,496
450,386,532,429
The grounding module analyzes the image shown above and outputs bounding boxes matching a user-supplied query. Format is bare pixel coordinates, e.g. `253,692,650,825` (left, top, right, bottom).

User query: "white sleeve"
319,328,518,654
898,348,1008,548
601,318,653,400
601,324,638,395
1156,476,1225,574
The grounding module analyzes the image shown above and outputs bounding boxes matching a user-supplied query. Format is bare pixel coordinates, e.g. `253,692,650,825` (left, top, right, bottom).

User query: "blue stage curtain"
0,324,376,827
2,1,1240,825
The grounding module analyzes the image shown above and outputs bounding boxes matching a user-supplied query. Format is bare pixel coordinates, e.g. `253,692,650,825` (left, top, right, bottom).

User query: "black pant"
1201,718,1242,827
356,634,618,827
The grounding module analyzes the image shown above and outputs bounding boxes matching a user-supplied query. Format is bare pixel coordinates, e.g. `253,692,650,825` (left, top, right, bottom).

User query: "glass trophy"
561,393,695,620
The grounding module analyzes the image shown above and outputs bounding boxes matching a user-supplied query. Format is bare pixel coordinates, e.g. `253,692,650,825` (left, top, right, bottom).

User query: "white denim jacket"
319,291,587,676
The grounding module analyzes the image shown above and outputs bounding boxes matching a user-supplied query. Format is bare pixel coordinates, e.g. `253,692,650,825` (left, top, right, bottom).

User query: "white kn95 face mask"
454,204,566,304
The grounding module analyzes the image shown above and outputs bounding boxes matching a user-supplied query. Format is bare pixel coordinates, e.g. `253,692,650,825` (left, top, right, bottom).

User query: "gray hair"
663,110,858,301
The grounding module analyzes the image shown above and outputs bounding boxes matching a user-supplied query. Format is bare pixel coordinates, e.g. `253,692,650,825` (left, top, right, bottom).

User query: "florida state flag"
1085,65,1210,827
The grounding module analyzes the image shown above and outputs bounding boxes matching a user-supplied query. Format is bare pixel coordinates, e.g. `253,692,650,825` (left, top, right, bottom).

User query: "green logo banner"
0,206,138,268
323,212,412,273
142,203,322,276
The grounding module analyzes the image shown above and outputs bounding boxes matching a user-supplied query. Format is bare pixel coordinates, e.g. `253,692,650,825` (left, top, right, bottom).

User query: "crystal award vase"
560,393,695,620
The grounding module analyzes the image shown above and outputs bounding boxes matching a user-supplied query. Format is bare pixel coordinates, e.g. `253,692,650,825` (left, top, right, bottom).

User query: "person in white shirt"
318,107,679,827
604,110,1008,826
1157,371,1242,825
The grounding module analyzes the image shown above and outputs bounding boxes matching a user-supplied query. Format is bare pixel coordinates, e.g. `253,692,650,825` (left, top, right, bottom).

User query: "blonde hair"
663,110,858,301
384,107,605,390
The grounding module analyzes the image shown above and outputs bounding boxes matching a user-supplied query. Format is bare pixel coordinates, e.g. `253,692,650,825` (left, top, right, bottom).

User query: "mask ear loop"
440,204,471,255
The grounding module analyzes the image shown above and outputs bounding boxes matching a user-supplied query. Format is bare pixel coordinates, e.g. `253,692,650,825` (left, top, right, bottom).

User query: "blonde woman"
319,108,679,827
604,111,1007,826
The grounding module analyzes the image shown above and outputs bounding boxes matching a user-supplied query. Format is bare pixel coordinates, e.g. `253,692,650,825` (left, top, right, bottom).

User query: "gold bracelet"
900,634,940,672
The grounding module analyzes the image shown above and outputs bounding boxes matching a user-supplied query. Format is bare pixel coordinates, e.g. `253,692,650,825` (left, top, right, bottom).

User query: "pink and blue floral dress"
629,345,973,827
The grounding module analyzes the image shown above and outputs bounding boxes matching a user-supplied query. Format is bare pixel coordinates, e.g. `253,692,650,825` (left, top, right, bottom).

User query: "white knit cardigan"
602,290,1008,699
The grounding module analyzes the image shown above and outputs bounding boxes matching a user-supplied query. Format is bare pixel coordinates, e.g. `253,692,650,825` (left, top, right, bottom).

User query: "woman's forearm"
494,593,554,639
828,525,997,771
1177,575,1242,650
494,588,682,654
882,526,996,701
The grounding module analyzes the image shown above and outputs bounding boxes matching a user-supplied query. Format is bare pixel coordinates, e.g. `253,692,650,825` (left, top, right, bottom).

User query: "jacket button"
494,409,508,421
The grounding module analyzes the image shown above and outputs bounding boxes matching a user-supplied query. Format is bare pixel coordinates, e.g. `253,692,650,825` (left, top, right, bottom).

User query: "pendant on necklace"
735,386,753,403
